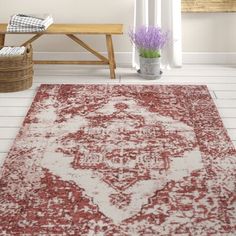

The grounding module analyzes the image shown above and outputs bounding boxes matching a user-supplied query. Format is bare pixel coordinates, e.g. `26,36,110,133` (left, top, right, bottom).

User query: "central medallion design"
42,96,202,224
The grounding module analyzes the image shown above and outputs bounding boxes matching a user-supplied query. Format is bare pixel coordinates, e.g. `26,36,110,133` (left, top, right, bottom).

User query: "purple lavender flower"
129,25,169,58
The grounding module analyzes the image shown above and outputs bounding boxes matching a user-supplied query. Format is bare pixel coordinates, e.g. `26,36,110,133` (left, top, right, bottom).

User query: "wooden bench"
0,24,123,79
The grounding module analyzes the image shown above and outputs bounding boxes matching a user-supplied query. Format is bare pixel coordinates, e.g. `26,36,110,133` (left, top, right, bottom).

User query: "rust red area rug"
0,84,235,235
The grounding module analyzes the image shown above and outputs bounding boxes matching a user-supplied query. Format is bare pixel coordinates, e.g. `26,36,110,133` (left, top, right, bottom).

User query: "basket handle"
24,44,32,57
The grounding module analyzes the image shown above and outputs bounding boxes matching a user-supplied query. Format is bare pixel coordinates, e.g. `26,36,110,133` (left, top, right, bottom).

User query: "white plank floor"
0,64,236,167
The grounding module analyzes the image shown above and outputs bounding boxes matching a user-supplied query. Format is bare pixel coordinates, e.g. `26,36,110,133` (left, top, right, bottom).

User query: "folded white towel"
0,46,26,56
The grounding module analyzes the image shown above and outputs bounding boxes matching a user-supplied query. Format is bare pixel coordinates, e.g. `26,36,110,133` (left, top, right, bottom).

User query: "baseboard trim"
183,52,236,65
33,51,236,73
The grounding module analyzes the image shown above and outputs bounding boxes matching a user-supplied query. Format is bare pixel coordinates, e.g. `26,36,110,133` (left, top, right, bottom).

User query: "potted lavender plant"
129,25,169,79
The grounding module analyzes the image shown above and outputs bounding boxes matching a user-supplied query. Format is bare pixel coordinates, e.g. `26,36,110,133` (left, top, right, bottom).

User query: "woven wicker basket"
0,45,33,92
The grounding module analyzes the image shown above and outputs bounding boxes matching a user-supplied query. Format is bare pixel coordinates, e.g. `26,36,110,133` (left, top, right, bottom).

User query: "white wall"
182,13,236,52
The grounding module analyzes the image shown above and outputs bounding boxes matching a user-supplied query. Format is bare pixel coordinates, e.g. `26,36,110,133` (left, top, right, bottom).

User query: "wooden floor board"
0,107,29,117
0,127,20,139
0,89,36,98
222,118,236,129
0,98,34,107
218,108,236,118
0,117,24,127
214,99,236,108
0,152,7,168
0,139,13,153
214,91,236,99
120,76,236,84
227,129,236,141
208,84,236,91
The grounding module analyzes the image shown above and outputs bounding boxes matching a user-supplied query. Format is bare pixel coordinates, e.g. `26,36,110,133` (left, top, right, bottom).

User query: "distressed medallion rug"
0,84,235,235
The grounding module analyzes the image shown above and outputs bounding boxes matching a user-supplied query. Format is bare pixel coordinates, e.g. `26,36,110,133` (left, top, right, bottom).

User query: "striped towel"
7,14,53,32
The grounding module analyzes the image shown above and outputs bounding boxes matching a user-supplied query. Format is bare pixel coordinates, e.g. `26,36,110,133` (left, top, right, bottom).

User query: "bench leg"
106,34,116,79
0,34,5,47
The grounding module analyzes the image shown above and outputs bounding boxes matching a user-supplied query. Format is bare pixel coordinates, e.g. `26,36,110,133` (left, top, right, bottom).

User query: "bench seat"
0,24,123,79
